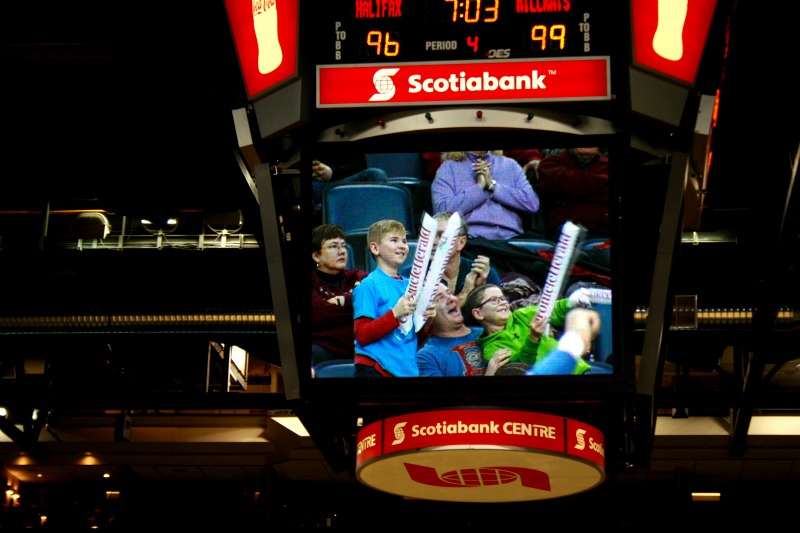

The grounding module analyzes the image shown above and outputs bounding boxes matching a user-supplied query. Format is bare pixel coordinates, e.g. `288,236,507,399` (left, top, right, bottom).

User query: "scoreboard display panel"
299,128,635,405
315,0,613,64
311,1,624,107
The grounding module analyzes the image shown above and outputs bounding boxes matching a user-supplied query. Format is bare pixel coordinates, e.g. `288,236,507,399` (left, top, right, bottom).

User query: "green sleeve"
549,299,570,328
518,337,539,364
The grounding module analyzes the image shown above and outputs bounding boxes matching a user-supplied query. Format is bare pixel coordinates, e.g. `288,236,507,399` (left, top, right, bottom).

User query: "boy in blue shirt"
353,219,434,377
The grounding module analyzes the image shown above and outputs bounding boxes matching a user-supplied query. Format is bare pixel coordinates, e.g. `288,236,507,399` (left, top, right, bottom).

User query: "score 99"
531,24,566,50
366,30,400,57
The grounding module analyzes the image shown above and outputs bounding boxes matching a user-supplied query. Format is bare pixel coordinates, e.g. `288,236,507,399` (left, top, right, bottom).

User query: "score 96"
366,30,400,57
531,24,566,50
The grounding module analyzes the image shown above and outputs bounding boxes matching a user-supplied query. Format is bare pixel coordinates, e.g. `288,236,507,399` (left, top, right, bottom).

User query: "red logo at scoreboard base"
404,463,552,491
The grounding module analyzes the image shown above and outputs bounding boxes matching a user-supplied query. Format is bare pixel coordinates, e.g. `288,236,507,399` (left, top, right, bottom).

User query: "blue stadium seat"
313,359,356,378
364,152,425,180
508,239,557,254
388,178,432,225
345,230,369,272
582,237,610,250
590,302,614,365
345,242,356,270
322,183,416,235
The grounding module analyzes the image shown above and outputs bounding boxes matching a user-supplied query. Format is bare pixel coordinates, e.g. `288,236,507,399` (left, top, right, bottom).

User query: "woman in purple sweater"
431,150,540,241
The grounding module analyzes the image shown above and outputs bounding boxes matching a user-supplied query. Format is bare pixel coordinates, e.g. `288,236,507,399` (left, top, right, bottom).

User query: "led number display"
315,0,613,64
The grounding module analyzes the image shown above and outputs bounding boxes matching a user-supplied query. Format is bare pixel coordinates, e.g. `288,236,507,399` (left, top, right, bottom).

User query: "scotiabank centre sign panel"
316,58,611,108
356,408,606,502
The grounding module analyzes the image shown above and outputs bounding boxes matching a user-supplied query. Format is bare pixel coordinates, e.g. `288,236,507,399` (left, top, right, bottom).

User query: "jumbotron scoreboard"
316,0,612,63
313,0,619,107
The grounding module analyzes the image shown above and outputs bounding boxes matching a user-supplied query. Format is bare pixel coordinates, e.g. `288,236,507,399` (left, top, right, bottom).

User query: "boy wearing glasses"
352,219,436,377
463,283,594,375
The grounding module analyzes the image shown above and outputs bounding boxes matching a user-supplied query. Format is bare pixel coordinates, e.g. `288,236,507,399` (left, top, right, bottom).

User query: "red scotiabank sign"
355,408,606,503
317,58,611,108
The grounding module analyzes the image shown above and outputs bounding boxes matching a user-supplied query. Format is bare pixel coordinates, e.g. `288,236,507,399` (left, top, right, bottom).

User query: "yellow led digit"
531,25,547,50
464,0,480,23
445,0,457,22
366,30,382,55
384,32,400,56
551,24,566,50
484,0,499,22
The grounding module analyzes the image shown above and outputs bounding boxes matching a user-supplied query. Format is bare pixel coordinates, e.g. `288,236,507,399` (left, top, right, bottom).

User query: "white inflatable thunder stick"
398,213,437,334
412,211,462,332
533,221,584,334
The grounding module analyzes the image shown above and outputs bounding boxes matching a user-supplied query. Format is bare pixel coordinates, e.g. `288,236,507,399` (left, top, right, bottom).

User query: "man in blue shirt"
416,284,509,377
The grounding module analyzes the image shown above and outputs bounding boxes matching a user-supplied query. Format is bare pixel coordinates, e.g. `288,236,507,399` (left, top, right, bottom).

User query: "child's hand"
528,315,547,342
392,294,416,319
485,348,512,376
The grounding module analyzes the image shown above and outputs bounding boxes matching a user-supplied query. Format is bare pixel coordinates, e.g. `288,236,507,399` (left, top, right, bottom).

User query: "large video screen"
299,130,631,401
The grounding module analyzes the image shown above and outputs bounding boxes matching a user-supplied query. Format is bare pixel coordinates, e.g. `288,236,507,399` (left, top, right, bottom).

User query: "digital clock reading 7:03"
315,0,612,65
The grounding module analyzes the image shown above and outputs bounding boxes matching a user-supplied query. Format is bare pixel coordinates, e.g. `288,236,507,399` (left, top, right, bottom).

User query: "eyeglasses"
478,295,508,308
323,242,347,251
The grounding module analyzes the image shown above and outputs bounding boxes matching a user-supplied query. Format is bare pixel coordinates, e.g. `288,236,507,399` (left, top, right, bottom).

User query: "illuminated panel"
631,0,718,85
315,0,612,65
225,0,300,100
317,57,610,108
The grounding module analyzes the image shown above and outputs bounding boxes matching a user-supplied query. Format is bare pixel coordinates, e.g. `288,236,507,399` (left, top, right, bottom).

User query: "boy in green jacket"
463,283,594,375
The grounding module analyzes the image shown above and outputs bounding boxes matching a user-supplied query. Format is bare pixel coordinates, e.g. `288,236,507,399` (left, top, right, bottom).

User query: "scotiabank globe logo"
369,68,400,102
574,428,587,450
391,421,407,445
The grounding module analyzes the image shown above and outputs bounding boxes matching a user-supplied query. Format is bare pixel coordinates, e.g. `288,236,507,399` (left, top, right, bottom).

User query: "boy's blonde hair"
367,219,407,256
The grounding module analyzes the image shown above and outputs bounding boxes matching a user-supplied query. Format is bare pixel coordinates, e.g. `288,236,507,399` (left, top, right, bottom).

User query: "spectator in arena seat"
352,219,437,378
536,147,609,240
431,151,540,241
463,283,599,374
416,283,510,377
310,224,368,372
309,152,389,218
400,210,502,308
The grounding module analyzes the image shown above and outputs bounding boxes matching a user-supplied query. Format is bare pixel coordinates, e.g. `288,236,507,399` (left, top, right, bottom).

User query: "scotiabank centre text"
411,421,556,439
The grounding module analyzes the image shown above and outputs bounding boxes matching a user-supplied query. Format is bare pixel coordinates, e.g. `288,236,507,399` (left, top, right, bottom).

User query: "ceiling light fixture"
205,210,244,248
141,215,179,250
